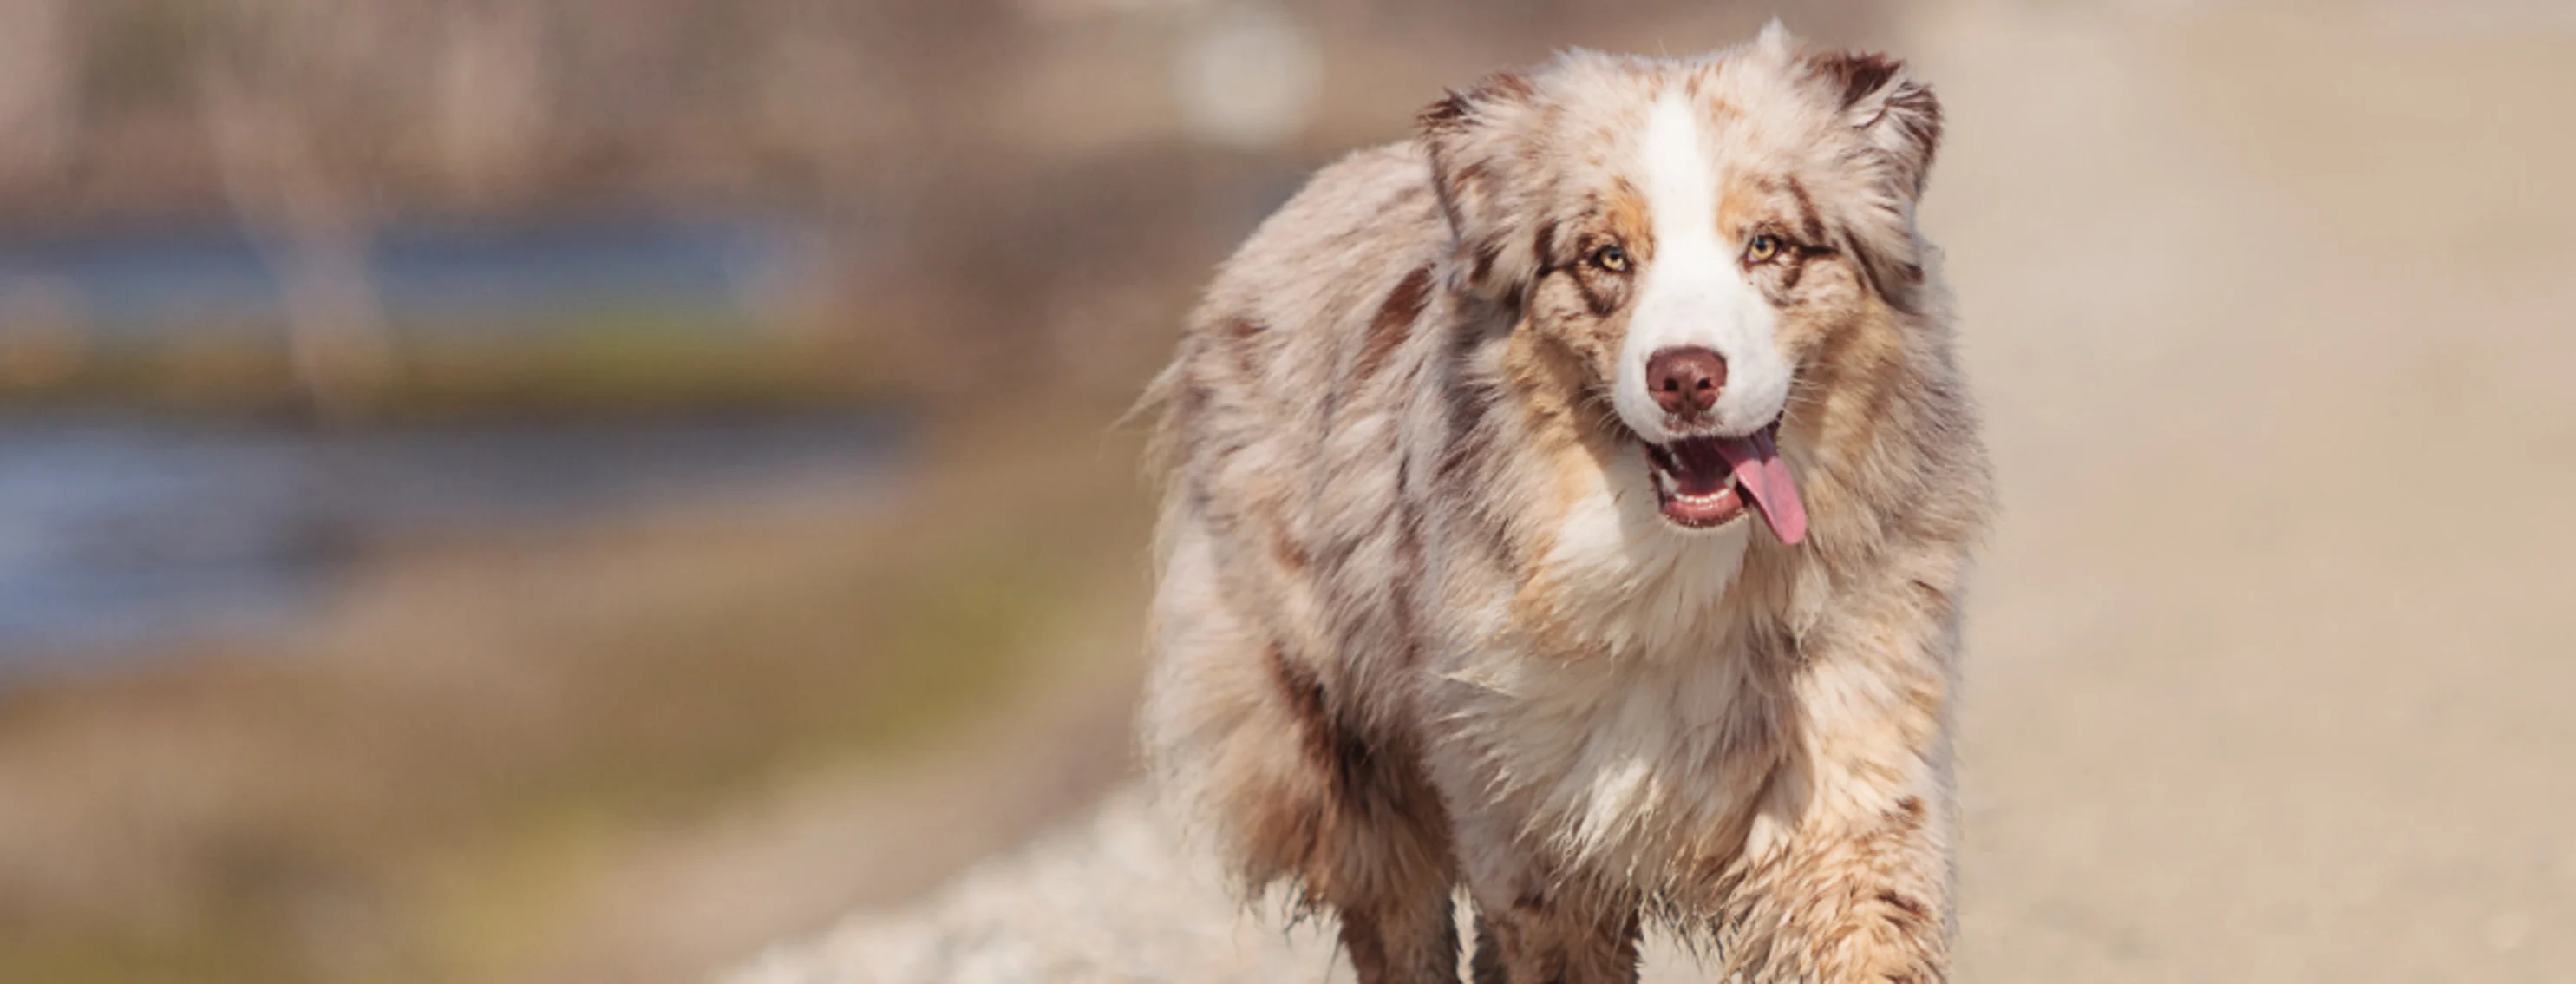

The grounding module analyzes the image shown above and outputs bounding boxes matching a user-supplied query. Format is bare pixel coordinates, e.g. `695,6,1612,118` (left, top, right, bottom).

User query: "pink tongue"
1713,429,1807,545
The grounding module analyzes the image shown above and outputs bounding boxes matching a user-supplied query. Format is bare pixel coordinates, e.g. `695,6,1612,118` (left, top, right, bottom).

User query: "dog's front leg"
1465,889,1641,984
1450,806,1642,984
1334,883,1462,984
1721,589,1963,982
1725,785,1952,982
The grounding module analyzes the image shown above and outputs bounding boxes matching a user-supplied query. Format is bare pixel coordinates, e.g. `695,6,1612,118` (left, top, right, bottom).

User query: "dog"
1138,23,1993,983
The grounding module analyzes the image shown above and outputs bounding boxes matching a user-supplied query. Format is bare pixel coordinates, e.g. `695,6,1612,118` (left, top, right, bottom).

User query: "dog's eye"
1590,244,1630,273
1745,233,1783,264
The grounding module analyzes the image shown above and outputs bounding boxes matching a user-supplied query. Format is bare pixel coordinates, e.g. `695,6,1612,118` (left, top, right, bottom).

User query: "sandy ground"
729,3,2576,981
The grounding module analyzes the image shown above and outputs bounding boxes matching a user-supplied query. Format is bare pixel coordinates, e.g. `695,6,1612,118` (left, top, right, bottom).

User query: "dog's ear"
1812,49,1942,200
1419,70,1545,304
1806,49,1944,312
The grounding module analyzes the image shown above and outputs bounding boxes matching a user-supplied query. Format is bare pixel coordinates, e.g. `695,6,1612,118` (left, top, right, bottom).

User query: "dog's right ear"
1419,71,1544,304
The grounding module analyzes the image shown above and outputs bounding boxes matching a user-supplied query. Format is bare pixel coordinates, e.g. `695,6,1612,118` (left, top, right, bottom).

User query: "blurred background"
0,1,2571,983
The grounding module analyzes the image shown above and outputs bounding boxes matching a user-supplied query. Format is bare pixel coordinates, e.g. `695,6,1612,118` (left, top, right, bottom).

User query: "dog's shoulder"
1195,142,1448,332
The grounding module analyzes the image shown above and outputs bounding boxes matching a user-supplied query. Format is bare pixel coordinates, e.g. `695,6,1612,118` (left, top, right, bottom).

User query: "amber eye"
1590,244,1630,273
1745,233,1783,264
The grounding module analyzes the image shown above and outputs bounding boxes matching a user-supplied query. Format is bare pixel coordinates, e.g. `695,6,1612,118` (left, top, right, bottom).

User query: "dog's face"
1422,28,1941,544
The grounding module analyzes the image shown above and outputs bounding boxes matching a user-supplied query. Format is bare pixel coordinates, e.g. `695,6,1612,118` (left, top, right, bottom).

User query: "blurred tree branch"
194,0,409,422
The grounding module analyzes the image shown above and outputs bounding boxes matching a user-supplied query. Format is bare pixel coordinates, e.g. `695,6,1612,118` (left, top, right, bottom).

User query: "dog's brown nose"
1646,346,1727,418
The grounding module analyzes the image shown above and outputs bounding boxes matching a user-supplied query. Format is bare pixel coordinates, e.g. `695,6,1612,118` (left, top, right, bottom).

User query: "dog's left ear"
1804,48,1944,312
1419,70,1545,305
1808,49,1943,201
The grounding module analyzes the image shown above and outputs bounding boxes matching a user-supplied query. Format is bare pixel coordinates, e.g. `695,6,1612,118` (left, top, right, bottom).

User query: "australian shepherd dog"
1139,23,1994,983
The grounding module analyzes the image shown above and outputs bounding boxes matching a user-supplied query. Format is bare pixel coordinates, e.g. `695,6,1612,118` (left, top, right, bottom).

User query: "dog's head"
1421,25,1941,544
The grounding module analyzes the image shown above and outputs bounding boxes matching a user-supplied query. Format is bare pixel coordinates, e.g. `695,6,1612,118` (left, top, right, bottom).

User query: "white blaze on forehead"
1612,89,1792,444
1641,93,1726,283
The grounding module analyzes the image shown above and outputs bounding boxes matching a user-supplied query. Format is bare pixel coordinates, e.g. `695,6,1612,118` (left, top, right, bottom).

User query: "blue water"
0,410,906,677
0,217,892,677
0,218,806,338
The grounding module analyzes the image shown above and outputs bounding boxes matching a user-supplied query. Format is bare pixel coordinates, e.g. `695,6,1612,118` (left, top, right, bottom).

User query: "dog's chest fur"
1425,463,1797,882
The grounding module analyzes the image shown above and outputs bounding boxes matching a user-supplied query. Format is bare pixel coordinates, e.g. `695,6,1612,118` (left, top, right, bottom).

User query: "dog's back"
1141,142,1468,979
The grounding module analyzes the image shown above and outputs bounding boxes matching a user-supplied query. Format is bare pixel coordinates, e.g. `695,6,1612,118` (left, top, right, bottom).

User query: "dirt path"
731,4,2576,981
1921,3,2576,980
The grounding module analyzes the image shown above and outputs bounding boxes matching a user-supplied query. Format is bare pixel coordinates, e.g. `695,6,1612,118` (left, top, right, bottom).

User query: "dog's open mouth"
1643,424,1808,544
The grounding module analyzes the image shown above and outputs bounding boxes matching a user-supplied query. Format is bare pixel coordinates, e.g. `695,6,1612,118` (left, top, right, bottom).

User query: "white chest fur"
1436,628,1779,881
1530,459,1755,658
1433,474,1782,879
